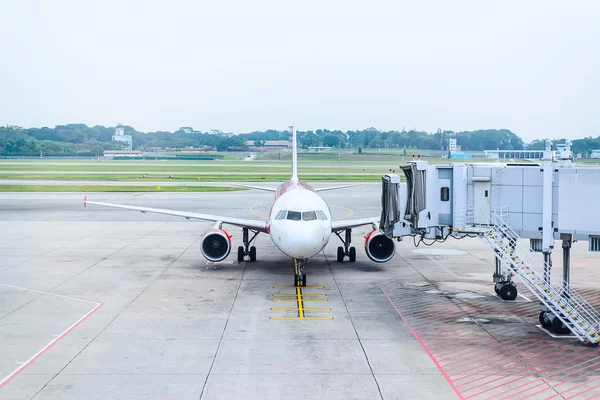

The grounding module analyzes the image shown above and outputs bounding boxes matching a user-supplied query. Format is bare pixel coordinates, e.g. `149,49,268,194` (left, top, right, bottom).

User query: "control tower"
112,123,133,151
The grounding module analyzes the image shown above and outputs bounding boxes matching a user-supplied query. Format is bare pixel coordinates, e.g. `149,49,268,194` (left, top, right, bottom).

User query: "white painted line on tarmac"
489,292,533,303
0,283,101,305
518,293,533,302
0,302,103,389
535,325,578,339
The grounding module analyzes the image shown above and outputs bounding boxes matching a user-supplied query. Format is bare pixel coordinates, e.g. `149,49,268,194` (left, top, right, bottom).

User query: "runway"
2,187,600,399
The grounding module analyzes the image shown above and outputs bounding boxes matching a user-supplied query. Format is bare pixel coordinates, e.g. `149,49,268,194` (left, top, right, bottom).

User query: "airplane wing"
84,198,269,233
315,184,357,192
331,217,378,232
230,184,276,192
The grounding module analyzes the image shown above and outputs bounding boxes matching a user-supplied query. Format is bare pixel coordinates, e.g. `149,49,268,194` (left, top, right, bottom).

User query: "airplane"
84,125,396,286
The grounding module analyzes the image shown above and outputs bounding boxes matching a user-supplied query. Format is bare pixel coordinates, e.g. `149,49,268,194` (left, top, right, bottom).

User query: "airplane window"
317,210,328,220
286,211,301,221
302,211,317,221
275,210,287,220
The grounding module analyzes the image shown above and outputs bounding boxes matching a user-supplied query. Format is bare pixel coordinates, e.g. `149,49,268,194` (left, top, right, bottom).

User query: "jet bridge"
380,140,600,344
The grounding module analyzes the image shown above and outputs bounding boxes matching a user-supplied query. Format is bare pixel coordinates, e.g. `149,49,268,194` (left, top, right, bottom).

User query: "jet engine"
364,230,395,263
201,229,231,262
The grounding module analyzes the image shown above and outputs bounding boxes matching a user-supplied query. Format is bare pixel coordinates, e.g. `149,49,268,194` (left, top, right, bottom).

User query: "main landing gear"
334,229,356,262
294,259,307,287
237,227,259,263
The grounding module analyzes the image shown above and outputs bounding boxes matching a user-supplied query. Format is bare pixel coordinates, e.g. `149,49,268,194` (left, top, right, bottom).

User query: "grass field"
0,185,245,192
0,173,382,182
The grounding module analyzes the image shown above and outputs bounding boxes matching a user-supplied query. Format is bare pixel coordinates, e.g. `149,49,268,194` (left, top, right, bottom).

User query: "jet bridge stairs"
458,212,600,345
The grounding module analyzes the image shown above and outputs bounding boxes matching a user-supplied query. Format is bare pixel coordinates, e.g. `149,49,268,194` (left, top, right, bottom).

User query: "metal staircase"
480,213,600,344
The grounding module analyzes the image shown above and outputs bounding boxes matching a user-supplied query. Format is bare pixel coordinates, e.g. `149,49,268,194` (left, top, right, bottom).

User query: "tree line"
0,124,597,156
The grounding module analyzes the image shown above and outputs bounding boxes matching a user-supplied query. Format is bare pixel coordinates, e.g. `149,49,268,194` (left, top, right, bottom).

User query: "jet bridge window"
275,210,287,220
302,211,317,221
441,187,450,202
286,211,302,221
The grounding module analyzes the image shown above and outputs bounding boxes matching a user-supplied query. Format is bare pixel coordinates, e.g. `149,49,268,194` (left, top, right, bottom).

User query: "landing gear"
334,229,356,262
294,259,307,287
238,227,259,262
337,247,344,262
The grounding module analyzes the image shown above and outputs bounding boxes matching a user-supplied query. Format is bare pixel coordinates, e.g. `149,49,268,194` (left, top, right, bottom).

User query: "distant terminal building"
591,150,600,159
245,140,291,152
307,146,332,152
104,150,141,159
484,150,546,160
112,123,133,151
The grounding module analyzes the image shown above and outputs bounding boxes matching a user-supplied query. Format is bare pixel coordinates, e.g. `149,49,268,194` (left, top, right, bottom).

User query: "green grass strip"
0,185,246,192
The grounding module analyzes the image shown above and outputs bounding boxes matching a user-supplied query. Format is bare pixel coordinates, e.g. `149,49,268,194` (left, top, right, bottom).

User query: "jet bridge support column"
543,252,553,285
562,237,572,296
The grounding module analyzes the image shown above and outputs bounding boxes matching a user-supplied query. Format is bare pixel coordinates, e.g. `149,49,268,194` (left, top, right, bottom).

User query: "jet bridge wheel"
552,316,571,335
499,284,518,301
538,312,552,328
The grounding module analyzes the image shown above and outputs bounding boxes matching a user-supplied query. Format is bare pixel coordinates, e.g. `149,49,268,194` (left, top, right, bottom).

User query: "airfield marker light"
157,186,161,191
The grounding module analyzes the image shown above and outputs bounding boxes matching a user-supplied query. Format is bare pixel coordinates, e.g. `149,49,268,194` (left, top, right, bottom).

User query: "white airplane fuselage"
268,179,332,259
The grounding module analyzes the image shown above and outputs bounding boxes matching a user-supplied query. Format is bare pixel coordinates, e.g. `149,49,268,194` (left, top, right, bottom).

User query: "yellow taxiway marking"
270,282,332,320
271,317,333,321
249,202,268,220
271,307,330,311
271,298,328,303
274,285,324,289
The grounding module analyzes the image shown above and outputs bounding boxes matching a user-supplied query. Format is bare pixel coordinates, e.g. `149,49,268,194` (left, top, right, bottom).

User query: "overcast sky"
0,1,598,141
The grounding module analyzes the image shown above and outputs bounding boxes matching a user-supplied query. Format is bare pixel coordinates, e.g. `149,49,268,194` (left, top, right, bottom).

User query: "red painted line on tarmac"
457,345,588,388
521,356,600,399
0,302,103,389
496,356,600,400
554,376,600,399
444,340,541,372
379,285,464,400
463,350,593,399
566,381,600,399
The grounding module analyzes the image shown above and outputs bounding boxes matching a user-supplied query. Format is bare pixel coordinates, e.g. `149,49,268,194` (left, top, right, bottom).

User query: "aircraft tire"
349,247,356,262
337,247,344,262
237,246,244,263
249,246,256,262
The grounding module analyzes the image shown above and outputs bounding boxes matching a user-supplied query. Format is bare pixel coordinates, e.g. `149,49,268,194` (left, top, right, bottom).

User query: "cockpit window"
302,211,317,221
316,210,328,220
275,210,287,220
286,211,301,221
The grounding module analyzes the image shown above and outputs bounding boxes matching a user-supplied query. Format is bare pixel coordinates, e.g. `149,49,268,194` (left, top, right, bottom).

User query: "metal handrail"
483,215,600,343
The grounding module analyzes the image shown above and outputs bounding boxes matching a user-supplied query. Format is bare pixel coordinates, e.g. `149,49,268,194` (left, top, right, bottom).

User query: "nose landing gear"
294,259,307,287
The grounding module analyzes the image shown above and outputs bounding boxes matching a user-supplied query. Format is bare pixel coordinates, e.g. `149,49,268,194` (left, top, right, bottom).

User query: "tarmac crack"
198,247,249,400
324,251,385,400
27,221,187,399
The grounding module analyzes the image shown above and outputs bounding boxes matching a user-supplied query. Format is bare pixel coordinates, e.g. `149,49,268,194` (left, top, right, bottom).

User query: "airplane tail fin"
291,121,298,181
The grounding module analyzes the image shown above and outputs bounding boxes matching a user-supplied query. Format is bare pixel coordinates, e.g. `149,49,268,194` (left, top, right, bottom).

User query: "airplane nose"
284,226,327,258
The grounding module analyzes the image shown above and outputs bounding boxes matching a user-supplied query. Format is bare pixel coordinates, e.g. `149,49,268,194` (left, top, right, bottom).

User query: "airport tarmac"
2,187,600,399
